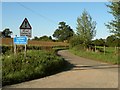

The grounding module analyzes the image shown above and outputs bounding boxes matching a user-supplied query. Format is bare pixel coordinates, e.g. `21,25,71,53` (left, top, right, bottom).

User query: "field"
0,38,69,47
1,38,69,55
70,46,119,64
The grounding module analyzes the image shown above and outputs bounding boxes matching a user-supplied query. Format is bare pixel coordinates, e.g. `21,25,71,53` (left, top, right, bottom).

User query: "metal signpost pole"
14,44,16,56
24,44,27,59
14,35,17,56
24,36,27,59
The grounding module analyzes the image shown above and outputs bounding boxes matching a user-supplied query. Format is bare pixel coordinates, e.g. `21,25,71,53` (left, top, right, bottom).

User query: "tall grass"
70,46,119,64
2,50,67,86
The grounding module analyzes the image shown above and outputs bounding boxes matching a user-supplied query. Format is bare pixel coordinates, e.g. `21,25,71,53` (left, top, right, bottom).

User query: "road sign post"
20,18,32,38
13,36,28,58
24,44,27,59
13,18,32,58
14,43,16,55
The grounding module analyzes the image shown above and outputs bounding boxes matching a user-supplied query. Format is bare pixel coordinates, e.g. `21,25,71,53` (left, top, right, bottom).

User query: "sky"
2,2,113,39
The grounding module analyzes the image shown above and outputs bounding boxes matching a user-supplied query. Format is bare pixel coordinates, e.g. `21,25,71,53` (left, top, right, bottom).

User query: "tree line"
1,2,120,48
53,2,120,48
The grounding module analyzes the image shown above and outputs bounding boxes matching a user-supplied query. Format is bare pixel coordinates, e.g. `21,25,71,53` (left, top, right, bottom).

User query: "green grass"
70,46,119,64
96,46,117,53
2,50,67,86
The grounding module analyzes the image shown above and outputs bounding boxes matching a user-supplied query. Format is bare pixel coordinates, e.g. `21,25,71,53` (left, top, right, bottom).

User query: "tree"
33,35,52,41
49,36,52,40
34,36,39,40
106,35,120,47
69,35,83,47
39,35,52,41
92,38,106,46
2,28,12,38
0,32,2,37
76,10,96,47
92,39,100,46
53,22,74,42
105,2,120,38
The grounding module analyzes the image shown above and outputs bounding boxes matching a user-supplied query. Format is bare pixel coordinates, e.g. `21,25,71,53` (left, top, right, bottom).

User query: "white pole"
24,44,26,59
14,44,16,55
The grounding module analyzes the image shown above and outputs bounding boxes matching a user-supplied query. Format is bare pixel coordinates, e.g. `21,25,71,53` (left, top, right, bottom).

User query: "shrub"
1,45,68,54
2,50,66,86
69,35,83,48
1,45,12,54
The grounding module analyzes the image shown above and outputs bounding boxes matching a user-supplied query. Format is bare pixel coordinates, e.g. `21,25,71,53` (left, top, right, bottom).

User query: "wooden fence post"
95,45,96,52
104,45,105,55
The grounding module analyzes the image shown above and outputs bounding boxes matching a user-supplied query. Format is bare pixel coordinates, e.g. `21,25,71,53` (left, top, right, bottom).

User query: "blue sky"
2,2,113,39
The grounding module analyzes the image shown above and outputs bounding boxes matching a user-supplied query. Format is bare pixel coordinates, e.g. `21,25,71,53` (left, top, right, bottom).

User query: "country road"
4,50,118,88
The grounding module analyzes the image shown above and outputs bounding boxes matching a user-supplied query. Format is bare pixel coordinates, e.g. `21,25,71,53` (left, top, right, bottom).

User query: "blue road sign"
14,36,27,45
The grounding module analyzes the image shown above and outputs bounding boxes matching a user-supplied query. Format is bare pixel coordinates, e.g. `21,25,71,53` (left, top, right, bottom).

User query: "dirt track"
4,50,118,88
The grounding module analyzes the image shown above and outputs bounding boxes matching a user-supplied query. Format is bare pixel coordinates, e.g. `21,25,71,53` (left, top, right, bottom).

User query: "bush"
2,50,66,86
0,45,45,55
69,36,83,48
1,45,12,54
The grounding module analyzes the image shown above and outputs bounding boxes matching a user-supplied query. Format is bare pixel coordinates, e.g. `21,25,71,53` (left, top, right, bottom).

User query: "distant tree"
49,36,52,40
92,38,105,46
34,36,39,40
0,32,2,37
106,35,120,47
105,2,120,38
98,38,106,46
2,28,12,38
33,35,52,41
92,39,100,46
76,10,96,48
39,35,52,41
53,22,74,42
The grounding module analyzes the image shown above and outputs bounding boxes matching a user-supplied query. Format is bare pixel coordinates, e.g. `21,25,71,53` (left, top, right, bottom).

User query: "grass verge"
70,46,119,64
2,50,67,86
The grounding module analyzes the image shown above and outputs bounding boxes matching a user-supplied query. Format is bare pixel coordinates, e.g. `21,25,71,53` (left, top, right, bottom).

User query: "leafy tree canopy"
106,35,120,47
92,38,105,46
1,28,12,38
76,10,96,47
53,21,74,42
105,2,120,38
33,35,52,41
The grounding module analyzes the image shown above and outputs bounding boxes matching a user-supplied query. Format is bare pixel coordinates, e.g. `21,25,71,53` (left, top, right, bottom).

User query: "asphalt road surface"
4,50,118,88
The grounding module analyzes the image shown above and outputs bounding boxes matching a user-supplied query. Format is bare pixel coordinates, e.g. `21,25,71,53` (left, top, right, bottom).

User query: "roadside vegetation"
70,45,119,64
2,49,67,86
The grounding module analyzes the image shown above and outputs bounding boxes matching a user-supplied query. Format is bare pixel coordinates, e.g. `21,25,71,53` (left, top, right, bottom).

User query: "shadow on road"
72,64,118,71
63,60,118,71
57,50,118,72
